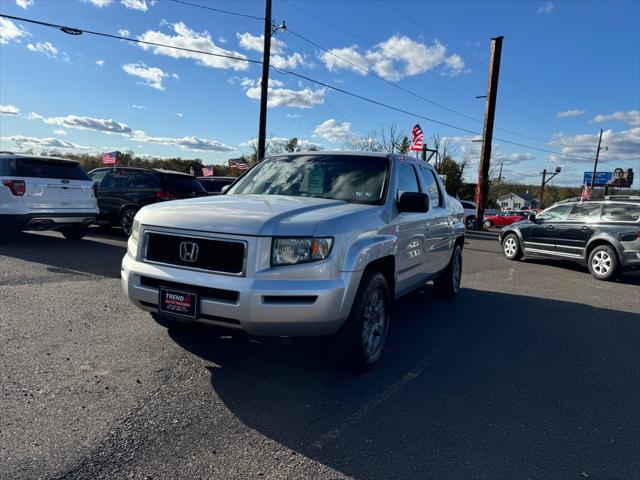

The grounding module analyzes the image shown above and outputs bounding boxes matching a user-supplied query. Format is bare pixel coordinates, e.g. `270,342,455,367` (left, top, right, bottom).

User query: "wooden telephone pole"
257,0,272,162
474,36,504,230
590,129,604,190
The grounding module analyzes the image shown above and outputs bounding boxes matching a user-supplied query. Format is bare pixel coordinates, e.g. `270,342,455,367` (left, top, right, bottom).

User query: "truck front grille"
144,232,245,275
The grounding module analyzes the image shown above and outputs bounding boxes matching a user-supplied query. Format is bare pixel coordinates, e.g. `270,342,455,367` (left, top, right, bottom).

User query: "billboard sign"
583,168,634,188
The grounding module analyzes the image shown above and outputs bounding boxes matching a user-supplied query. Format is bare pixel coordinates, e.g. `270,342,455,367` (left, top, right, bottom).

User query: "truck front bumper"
121,253,362,337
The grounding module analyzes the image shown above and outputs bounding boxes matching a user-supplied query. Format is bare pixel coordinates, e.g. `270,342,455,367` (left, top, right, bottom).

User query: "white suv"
0,153,98,239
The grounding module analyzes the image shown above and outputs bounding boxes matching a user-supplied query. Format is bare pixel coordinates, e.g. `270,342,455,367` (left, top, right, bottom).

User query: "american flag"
201,165,213,177
228,158,249,171
580,183,591,201
410,124,424,151
102,151,117,165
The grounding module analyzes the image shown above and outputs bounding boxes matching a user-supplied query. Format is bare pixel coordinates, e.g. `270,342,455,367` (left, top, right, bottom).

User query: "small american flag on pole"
201,165,213,177
580,183,591,201
228,158,249,171
102,151,117,165
410,124,424,151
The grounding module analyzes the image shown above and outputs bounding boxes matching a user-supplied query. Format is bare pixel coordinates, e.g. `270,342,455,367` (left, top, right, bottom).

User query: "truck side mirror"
398,192,429,213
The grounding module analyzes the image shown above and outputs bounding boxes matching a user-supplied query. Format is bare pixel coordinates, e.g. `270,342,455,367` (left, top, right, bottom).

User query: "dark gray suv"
499,196,640,280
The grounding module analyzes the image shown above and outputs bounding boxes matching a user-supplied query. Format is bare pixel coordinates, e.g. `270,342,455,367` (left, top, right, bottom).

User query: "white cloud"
82,0,113,6
0,105,20,115
121,0,148,11
319,35,463,81
132,131,235,152
0,135,90,150
236,32,286,54
313,119,352,143
27,41,58,58
549,128,640,163
0,18,29,45
176,112,184,118
118,29,130,37
131,104,146,109
245,85,326,109
218,36,227,44
53,129,67,136
42,114,133,134
271,52,307,69
15,0,34,9
286,113,300,119
122,62,168,90
171,73,179,79
537,1,554,14
557,109,585,118
138,22,249,71
591,110,640,126
443,54,466,76
96,59,105,66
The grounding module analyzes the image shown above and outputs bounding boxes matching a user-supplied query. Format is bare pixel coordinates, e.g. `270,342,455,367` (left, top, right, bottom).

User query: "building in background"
497,192,539,210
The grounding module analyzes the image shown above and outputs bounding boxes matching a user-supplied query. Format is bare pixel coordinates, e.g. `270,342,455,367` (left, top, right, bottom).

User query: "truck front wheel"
333,271,390,372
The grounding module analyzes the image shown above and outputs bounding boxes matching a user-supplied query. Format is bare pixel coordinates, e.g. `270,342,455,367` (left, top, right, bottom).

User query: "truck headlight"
271,237,334,266
130,219,141,245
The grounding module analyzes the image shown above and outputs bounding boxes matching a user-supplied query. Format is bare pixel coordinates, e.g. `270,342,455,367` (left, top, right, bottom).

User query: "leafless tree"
377,123,405,153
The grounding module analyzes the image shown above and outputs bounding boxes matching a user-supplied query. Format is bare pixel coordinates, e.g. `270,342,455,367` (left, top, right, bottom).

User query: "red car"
483,211,528,228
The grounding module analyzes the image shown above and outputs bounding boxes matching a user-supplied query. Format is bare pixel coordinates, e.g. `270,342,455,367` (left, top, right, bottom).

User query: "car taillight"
2,179,26,196
155,190,180,201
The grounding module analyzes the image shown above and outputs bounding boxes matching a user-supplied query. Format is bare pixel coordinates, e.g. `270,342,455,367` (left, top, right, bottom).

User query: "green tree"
285,137,299,152
438,156,467,196
398,136,411,154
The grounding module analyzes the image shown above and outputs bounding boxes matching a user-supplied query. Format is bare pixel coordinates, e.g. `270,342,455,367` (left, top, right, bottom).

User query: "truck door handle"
546,225,555,230
581,226,591,231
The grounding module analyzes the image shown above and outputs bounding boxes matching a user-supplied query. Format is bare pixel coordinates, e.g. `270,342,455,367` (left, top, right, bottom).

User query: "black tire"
60,226,88,240
465,216,476,228
587,245,619,281
150,311,194,329
333,271,391,372
502,233,523,261
433,245,463,298
120,208,137,237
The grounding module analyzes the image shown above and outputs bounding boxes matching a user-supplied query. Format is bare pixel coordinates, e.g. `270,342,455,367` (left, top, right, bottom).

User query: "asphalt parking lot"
1,229,639,480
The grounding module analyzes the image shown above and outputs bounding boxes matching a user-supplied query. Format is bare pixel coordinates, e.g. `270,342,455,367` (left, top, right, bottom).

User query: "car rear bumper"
121,253,362,337
0,211,97,230
620,250,640,268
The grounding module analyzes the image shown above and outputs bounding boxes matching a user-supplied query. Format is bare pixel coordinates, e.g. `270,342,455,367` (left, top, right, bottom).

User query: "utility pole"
589,129,604,190
474,36,504,230
497,162,503,185
539,166,561,207
257,0,272,162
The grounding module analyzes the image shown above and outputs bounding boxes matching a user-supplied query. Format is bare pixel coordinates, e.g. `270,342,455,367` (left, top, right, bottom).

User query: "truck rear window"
14,158,90,180
602,203,640,222
164,175,207,193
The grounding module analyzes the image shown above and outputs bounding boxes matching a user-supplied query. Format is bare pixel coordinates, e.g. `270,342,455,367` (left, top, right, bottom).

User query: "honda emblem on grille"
179,241,199,263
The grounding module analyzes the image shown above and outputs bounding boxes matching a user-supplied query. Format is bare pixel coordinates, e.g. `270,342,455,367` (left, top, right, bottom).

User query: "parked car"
88,167,207,235
460,200,477,227
1,152,98,239
500,196,640,280
197,176,236,195
484,210,528,229
121,152,466,370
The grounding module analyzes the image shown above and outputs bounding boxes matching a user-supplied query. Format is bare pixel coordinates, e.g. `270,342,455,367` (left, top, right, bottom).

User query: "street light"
539,166,562,207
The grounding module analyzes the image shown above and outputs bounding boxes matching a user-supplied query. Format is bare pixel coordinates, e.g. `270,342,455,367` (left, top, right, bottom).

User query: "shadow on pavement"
167,287,640,479
0,230,125,278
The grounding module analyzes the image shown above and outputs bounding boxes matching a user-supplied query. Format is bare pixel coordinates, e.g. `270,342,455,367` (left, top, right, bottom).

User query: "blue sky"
1,0,638,186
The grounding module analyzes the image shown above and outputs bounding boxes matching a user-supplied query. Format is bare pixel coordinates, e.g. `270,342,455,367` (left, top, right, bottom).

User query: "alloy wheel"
504,237,517,257
361,289,387,360
592,251,612,275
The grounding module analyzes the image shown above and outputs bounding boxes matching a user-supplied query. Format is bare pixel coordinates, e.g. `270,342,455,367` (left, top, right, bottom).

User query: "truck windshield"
227,155,389,204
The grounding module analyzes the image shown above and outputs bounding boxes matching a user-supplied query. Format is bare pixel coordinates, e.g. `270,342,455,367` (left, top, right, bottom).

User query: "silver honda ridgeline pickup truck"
122,152,465,369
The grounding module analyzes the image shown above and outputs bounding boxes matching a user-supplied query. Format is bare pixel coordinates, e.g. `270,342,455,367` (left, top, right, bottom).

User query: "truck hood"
136,194,374,236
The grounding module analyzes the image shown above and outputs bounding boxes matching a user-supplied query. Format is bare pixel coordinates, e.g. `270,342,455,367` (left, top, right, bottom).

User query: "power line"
0,13,262,66
381,0,571,113
0,13,594,162
169,0,264,21
285,27,549,144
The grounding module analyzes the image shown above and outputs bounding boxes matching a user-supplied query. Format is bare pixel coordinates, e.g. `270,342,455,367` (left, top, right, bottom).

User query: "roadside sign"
583,168,634,188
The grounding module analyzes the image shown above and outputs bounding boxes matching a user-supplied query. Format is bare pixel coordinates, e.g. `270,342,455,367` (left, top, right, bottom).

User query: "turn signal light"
2,179,26,196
